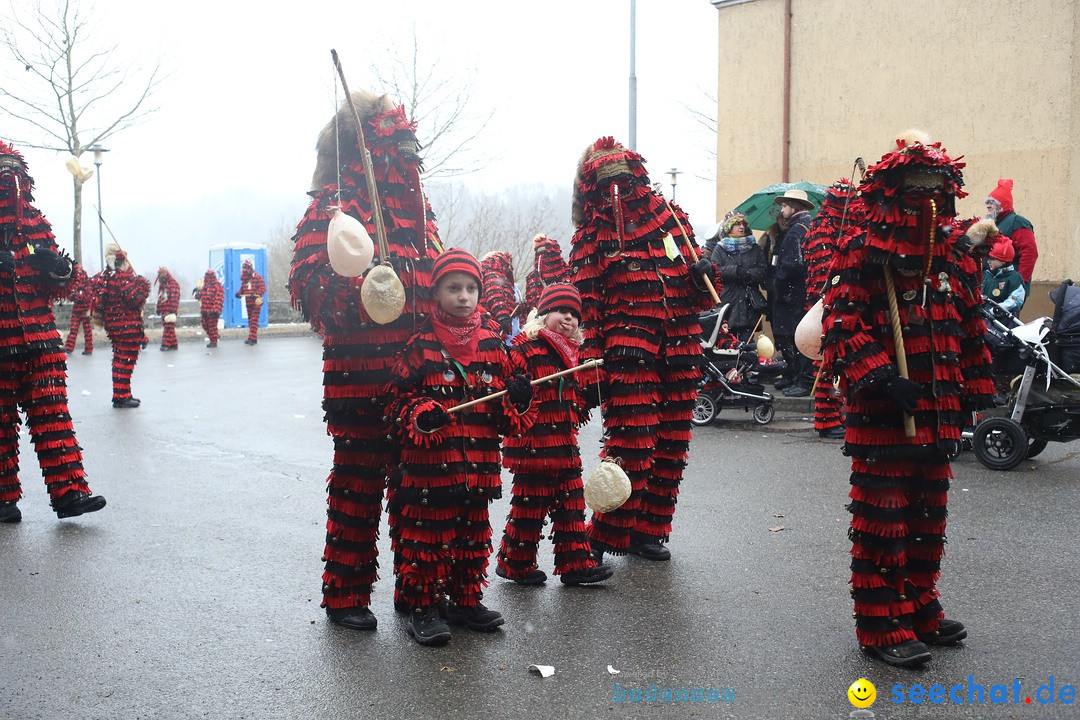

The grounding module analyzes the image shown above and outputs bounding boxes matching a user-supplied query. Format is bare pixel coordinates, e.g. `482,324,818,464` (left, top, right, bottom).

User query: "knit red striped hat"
538,283,581,319
432,247,483,295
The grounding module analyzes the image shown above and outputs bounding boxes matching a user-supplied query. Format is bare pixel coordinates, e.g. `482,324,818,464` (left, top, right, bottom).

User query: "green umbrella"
732,181,828,231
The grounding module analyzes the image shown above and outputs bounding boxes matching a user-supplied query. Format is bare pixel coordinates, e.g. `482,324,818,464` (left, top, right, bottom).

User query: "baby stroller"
692,305,775,426
965,279,1080,470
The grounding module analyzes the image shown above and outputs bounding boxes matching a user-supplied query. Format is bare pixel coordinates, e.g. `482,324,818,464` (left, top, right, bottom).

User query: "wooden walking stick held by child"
882,266,918,438
446,360,603,413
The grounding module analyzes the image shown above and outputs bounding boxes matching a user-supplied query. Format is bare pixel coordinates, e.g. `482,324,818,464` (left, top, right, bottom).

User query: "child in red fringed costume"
289,89,442,632
236,259,265,345
821,131,996,668
63,264,95,355
569,137,714,562
385,248,535,646
0,140,106,523
156,265,181,351
495,283,613,587
194,269,224,347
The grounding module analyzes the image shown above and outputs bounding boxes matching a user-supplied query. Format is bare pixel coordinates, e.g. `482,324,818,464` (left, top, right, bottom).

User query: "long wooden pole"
656,192,721,305
446,359,603,413
882,266,917,438
330,49,391,264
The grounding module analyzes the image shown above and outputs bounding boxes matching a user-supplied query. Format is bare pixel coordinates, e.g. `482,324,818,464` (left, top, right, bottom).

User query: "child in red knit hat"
496,283,614,587
385,247,536,646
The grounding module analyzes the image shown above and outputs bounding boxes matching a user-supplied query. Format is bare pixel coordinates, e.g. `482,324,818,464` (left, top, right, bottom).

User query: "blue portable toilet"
208,243,269,329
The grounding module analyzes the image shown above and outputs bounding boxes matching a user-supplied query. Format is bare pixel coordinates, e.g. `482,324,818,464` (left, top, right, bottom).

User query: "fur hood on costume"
310,90,421,192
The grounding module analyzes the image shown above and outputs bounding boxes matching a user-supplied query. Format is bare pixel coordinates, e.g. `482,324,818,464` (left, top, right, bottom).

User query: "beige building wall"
712,0,1079,285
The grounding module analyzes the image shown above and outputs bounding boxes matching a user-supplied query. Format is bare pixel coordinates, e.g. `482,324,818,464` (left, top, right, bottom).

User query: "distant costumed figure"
95,248,150,408
289,88,442,631
0,139,106,522
523,234,571,322
63,264,95,355
236,259,266,345
194,269,224,347
803,179,862,437
820,131,996,668
569,137,713,561
479,250,516,339
156,266,181,351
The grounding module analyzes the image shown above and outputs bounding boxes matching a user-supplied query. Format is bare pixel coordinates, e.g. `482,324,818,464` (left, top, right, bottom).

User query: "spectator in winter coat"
771,190,815,397
984,178,1037,305
708,210,768,341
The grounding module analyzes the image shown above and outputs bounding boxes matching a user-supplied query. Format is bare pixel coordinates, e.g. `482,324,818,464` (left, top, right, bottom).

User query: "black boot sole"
55,495,106,519
862,643,932,668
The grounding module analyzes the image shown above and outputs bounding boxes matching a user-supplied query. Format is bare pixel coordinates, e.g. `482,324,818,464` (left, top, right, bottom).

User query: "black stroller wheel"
692,393,717,426
752,403,774,425
972,417,1029,470
1026,438,1049,459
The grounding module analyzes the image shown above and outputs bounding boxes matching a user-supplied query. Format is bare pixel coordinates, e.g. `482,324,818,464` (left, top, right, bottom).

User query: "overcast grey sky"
11,0,719,286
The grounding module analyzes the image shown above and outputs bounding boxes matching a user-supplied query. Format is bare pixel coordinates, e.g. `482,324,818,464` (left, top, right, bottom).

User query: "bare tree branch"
0,0,167,265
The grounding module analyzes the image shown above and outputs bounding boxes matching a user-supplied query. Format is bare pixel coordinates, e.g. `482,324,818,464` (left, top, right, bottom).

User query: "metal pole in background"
628,0,637,150
90,145,108,271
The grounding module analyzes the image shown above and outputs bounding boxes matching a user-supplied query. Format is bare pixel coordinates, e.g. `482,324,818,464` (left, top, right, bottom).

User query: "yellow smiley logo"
847,678,876,708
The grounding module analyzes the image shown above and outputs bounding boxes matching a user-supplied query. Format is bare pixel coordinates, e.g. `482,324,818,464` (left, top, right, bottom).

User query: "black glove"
235,291,242,298
24,247,70,277
499,319,512,337
506,373,533,409
882,376,921,415
690,258,713,284
416,405,450,433
0,250,13,272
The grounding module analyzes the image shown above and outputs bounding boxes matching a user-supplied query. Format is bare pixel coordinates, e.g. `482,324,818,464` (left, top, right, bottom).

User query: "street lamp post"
668,168,681,201
89,145,108,271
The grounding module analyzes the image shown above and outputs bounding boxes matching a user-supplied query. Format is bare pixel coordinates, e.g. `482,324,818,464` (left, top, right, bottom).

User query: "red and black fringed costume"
289,90,442,620
236,261,265,344
63,265,95,355
496,315,601,580
95,251,150,406
384,308,533,612
156,266,181,350
522,234,571,322
0,140,101,516
821,136,995,658
480,251,516,340
569,137,712,554
196,270,224,346
804,180,862,434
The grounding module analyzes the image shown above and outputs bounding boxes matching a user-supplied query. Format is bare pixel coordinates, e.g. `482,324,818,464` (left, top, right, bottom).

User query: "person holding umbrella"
771,189,816,396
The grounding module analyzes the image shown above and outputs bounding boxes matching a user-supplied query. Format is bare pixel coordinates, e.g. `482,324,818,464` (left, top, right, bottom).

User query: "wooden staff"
446,359,603,413
882,266,917,438
330,49,391,265
656,192,722,305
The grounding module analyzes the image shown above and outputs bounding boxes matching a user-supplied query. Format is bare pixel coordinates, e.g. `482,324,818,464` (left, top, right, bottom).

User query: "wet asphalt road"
2,332,1078,719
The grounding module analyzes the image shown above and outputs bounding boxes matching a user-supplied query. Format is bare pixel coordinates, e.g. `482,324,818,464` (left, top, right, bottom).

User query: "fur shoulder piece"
311,90,399,192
